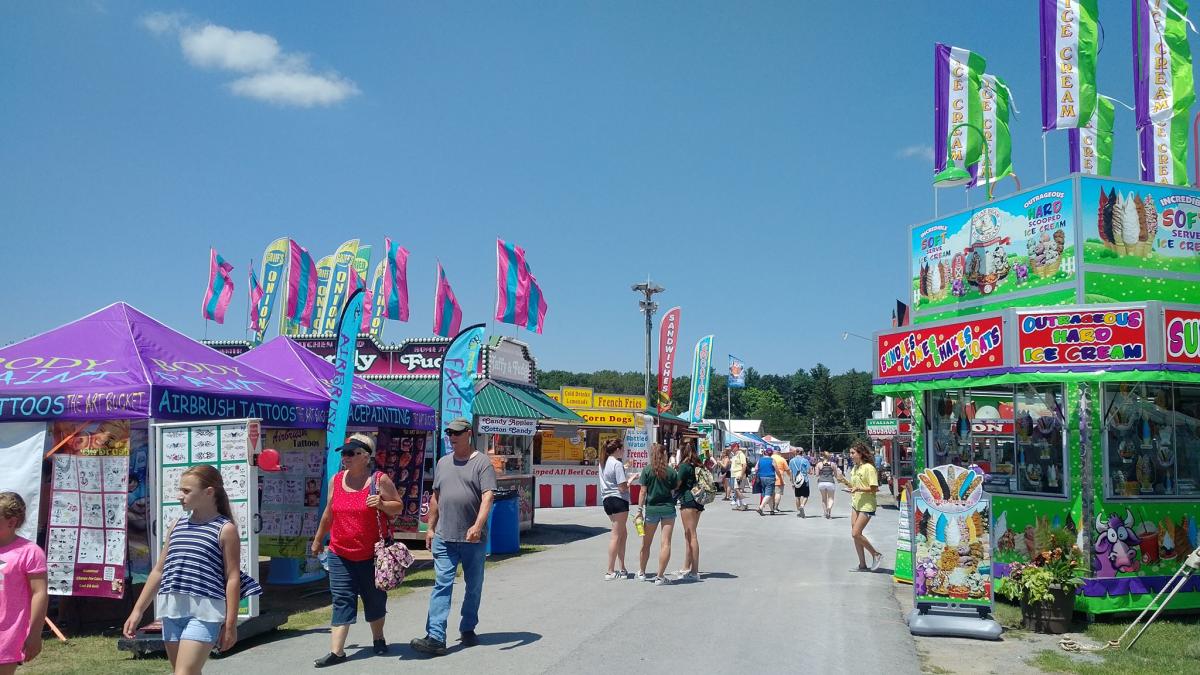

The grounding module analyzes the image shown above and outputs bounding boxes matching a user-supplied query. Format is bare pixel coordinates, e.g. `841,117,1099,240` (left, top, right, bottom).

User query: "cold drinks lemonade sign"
1017,308,1147,367
876,317,1004,381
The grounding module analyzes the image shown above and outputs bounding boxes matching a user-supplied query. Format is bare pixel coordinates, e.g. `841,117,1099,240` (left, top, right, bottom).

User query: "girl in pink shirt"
0,492,49,673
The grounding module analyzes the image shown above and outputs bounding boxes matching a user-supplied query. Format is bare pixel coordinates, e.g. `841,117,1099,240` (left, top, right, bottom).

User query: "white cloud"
140,12,359,107
897,144,935,162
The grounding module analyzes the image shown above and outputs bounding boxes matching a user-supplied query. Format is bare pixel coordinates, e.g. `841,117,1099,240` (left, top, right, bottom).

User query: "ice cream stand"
874,175,1200,617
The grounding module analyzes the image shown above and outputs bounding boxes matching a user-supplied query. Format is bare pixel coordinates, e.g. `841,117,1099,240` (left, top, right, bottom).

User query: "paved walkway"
209,491,920,674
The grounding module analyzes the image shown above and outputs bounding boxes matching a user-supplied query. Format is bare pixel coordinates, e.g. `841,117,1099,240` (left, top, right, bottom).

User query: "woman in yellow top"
840,442,883,572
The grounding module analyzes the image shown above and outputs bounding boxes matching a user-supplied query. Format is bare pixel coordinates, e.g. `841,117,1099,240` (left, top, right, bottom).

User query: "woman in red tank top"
310,433,403,667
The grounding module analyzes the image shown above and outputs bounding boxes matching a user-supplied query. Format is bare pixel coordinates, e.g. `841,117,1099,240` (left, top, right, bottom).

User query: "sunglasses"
446,429,471,437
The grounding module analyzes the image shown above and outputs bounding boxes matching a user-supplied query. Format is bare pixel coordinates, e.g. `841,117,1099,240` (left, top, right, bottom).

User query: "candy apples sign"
875,317,1005,381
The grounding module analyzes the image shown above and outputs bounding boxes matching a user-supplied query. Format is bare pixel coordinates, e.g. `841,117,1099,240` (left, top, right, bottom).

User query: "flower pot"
1020,585,1075,634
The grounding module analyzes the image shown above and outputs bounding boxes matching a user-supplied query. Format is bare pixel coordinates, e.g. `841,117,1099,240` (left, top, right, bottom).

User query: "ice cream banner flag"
688,335,714,423
495,238,531,327
256,238,289,344
368,260,387,339
1140,111,1190,184
202,248,235,324
439,324,485,458
321,287,365,504
1136,0,1194,184
299,254,335,336
934,44,987,176
248,265,265,333
1039,0,1099,131
728,354,746,388
433,263,463,338
320,240,360,334
1070,95,1114,175
382,237,411,322
285,240,319,330
526,269,548,334
969,74,1013,186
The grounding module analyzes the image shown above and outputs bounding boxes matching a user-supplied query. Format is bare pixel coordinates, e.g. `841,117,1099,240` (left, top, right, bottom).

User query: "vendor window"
1104,383,1200,499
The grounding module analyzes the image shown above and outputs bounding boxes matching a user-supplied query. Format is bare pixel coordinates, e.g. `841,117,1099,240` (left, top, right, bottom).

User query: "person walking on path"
674,442,704,581
729,445,748,510
598,437,631,580
815,452,841,519
309,433,403,667
0,492,48,675
124,465,262,675
636,443,679,584
841,442,883,572
411,418,498,657
755,448,777,516
771,449,791,512
788,450,812,518
718,449,732,500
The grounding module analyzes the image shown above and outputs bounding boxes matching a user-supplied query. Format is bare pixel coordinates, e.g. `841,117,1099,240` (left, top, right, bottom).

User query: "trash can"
486,488,521,555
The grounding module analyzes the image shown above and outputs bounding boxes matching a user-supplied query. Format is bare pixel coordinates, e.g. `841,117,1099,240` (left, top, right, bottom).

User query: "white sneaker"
635,571,647,581
871,553,883,571
604,572,621,580
653,576,671,585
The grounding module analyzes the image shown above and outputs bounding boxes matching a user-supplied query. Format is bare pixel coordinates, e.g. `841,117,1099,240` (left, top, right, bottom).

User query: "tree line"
537,364,881,453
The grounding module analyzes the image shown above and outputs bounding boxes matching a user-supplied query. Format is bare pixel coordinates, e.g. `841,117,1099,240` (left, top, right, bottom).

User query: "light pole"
841,331,872,342
632,278,665,404
934,122,993,200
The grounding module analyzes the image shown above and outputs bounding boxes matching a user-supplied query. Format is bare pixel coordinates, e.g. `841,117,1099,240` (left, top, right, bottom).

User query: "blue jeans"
326,552,388,626
425,536,486,643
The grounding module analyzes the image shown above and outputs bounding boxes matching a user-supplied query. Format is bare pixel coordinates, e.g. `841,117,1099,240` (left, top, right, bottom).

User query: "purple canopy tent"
0,303,329,428
239,337,436,431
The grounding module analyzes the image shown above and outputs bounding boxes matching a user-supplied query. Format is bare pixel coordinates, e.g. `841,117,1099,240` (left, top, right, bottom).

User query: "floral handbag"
370,472,414,591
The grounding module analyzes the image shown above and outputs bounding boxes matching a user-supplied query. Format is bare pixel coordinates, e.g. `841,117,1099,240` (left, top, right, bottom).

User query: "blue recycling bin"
485,489,520,555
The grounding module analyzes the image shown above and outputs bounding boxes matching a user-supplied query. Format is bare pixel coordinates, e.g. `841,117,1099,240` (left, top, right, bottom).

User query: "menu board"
155,419,260,618
376,428,428,532
258,429,324,558
46,421,131,599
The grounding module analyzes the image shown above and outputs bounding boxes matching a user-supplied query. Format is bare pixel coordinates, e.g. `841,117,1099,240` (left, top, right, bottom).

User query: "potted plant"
997,542,1086,634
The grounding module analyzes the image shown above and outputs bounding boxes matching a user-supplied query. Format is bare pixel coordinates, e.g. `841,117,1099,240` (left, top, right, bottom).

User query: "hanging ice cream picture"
912,465,993,606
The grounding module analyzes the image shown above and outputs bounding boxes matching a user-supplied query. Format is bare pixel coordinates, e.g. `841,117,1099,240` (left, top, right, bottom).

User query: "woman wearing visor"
310,433,404,667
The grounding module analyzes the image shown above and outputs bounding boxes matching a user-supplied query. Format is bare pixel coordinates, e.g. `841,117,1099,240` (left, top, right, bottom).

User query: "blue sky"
0,2,1179,375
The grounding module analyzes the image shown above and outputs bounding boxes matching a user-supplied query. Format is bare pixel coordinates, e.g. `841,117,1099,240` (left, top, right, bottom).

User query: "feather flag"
248,265,265,333
526,271,547,334
934,43,987,180
1136,0,1194,184
970,73,1014,186
495,238,532,327
348,266,372,334
319,240,360,333
1070,95,1115,174
381,238,410,321
367,260,387,338
1040,0,1100,131
258,238,289,343
303,255,335,336
286,241,319,329
201,248,235,324
433,263,463,338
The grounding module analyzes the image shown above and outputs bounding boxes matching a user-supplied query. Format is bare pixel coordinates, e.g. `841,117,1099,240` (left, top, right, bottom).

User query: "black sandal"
372,639,388,655
314,651,347,668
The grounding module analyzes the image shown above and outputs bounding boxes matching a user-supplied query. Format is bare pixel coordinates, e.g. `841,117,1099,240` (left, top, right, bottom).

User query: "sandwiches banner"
655,307,681,413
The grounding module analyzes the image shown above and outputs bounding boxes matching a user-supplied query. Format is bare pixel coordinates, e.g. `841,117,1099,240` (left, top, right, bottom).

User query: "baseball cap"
444,417,472,433
338,432,376,455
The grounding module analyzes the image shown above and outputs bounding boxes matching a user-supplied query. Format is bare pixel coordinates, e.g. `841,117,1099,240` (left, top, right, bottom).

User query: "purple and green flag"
970,74,1013,187
1070,95,1115,175
1135,0,1194,185
1040,0,1099,131
934,43,987,181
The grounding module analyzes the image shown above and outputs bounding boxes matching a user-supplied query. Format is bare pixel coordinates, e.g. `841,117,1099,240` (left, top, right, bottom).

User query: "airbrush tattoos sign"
876,316,1005,381
1017,308,1147,367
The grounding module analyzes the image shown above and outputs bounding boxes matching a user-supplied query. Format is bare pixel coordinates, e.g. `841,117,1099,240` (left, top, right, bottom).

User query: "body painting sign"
876,316,1005,381
1017,308,1147,367
1165,308,1200,365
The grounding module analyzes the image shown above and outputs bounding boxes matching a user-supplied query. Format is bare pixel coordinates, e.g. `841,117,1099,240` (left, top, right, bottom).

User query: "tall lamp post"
934,122,993,200
632,278,665,404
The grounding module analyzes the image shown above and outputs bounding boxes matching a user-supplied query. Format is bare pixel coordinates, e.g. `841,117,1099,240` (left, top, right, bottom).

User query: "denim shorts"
759,479,776,497
327,552,388,626
644,509,676,524
161,616,222,644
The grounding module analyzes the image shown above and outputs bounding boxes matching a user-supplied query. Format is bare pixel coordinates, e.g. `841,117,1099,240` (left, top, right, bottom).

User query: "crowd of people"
597,439,885,584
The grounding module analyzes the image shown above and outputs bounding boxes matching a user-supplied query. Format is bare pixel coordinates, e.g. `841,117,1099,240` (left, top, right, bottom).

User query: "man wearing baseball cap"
411,418,497,657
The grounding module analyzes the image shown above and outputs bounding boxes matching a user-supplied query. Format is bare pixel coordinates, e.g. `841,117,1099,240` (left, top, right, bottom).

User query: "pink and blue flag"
382,237,410,321
349,267,373,334
526,271,547,334
433,263,463,338
248,265,265,333
495,238,532,327
286,240,319,329
201,248,235,324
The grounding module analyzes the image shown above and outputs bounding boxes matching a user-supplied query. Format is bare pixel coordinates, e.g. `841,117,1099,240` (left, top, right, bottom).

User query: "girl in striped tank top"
124,465,261,673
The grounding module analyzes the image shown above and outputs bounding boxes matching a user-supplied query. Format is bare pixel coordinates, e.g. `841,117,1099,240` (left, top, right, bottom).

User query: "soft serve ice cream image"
1096,188,1158,257
919,258,949,302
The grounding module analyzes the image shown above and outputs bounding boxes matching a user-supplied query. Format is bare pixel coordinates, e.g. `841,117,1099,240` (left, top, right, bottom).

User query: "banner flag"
320,240,360,334
439,324,486,458
934,43,987,177
302,255,335,336
382,238,411,322
249,265,265,333
1140,110,1191,184
352,244,372,312
348,267,373,334
433,263,463,338
285,240,319,330
319,287,365,507
728,354,746,388
687,335,715,423
1136,0,1194,184
655,306,681,413
257,238,289,344
970,74,1014,186
1040,0,1099,131
526,270,547,334
202,248,235,324
1070,95,1115,174
368,260,387,339
495,238,531,327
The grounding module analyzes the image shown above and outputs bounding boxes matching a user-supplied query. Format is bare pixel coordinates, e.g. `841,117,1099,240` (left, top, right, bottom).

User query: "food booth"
875,175,1200,615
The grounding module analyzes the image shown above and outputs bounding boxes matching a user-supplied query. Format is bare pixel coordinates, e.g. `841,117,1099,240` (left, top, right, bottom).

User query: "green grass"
22,544,548,674
1084,270,1200,304
1029,616,1200,674
1082,240,1200,274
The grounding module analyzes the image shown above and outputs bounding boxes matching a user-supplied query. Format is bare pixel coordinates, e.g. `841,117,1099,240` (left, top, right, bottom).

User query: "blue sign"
439,324,485,458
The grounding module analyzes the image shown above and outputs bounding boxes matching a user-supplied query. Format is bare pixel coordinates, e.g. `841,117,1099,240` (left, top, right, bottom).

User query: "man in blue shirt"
788,449,813,518
755,448,776,515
